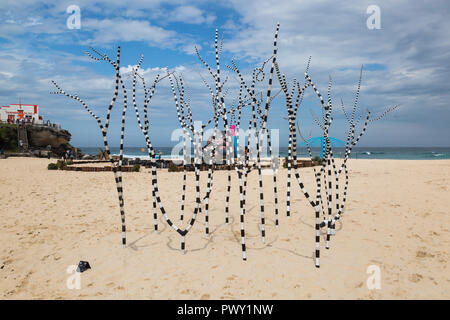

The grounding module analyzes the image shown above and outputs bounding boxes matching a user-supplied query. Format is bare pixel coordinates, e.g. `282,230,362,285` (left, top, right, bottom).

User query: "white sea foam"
112,154,183,160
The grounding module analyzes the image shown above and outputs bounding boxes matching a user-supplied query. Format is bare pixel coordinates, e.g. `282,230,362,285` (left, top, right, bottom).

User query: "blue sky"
0,0,449,147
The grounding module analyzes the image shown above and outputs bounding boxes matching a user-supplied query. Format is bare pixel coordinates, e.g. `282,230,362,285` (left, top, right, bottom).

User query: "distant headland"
0,103,78,158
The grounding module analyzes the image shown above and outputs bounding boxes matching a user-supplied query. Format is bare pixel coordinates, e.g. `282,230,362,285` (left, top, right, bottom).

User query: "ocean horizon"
78,146,450,160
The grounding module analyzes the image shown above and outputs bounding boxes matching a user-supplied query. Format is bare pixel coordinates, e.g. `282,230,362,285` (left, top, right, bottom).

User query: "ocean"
78,146,450,160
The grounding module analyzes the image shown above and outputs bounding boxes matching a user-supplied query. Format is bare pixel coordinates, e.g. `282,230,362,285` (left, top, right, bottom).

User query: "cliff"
0,124,73,156
27,125,71,150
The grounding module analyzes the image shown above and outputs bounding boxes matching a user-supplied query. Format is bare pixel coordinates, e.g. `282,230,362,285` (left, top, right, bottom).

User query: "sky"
0,0,449,148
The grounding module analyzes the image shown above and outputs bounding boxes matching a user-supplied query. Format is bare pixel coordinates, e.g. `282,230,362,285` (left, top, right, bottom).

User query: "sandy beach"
0,157,448,299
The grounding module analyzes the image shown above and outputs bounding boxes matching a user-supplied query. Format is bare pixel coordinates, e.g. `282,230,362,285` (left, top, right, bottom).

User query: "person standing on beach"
46,145,51,159
158,150,162,160
19,139,23,152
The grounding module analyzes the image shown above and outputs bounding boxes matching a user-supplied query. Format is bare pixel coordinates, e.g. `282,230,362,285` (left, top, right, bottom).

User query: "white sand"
0,157,448,299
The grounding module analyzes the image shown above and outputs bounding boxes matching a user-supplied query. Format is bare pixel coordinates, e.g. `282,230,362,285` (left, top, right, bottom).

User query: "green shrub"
132,164,140,172
313,156,323,165
168,162,178,172
48,163,58,170
56,160,66,170
0,125,18,151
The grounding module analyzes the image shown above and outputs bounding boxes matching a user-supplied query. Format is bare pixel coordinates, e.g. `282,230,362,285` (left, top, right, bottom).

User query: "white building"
0,104,43,124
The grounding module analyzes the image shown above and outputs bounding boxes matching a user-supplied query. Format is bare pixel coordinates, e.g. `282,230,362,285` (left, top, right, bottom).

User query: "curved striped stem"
266,130,279,228
51,46,129,246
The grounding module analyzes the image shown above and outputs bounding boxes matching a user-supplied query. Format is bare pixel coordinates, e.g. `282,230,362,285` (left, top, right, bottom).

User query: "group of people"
62,149,74,161
6,117,34,126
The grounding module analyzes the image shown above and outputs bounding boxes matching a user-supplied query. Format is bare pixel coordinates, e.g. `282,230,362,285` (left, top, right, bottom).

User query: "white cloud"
169,5,216,24
23,17,43,27
82,18,178,47
181,43,201,55
0,71,14,78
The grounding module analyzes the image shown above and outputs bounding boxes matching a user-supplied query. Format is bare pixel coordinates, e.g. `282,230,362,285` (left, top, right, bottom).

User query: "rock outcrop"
27,125,74,156
27,125,70,148
0,123,76,157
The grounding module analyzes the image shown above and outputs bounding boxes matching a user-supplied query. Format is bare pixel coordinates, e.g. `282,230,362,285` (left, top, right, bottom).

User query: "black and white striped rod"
130,63,166,233
277,62,328,267
197,29,255,258
51,46,128,247
226,31,279,243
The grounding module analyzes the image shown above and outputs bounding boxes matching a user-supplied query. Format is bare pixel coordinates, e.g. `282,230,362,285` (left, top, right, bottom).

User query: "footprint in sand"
408,273,423,283
416,249,434,259
227,275,237,281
